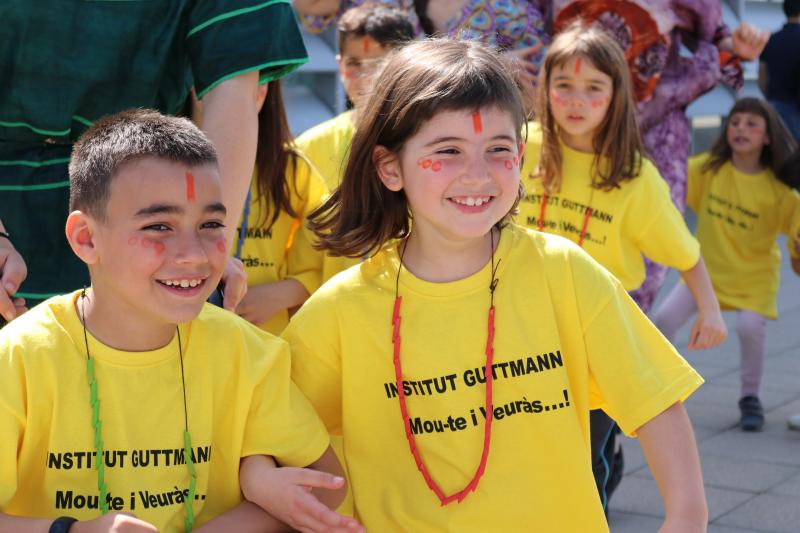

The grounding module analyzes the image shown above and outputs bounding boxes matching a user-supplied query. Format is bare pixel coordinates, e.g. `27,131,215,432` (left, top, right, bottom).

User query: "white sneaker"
788,414,800,432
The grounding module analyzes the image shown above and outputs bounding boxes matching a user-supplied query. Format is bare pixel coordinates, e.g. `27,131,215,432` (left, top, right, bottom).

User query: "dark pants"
590,409,624,512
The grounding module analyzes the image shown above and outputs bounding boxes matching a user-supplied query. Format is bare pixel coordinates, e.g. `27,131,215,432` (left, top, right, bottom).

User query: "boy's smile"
81,157,228,345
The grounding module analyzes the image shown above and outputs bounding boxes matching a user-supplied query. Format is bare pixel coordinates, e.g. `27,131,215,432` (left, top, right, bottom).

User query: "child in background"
282,38,708,532
516,24,727,510
654,98,800,432
230,80,328,335
296,6,415,191
0,110,358,532
296,5,416,281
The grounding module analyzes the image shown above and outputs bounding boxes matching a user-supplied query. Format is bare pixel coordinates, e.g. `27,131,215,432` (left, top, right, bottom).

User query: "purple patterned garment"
300,0,549,58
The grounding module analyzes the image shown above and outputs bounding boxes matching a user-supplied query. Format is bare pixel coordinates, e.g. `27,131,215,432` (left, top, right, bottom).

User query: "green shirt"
0,0,308,302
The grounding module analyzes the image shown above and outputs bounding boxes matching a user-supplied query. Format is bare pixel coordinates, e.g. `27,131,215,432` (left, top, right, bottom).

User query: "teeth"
161,279,202,288
454,196,490,206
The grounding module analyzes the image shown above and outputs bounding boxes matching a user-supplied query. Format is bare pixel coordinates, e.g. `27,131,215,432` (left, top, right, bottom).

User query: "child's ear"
65,211,99,265
373,145,403,191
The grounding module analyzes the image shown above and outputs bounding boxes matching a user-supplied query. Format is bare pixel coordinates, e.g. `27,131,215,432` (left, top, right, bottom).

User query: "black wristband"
49,516,78,533
0,231,10,244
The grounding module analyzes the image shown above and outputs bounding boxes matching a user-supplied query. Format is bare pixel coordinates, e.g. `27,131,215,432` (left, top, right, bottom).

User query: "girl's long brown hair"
536,23,643,193
309,38,526,258
702,97,798,177
254,80,300,230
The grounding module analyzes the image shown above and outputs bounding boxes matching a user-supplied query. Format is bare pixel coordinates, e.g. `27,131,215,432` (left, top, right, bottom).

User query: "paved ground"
608,235,800,533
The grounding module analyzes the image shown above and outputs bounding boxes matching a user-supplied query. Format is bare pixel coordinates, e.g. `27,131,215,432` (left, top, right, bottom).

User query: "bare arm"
194,501,288,533
758,62,769,96
0,513,158,533
200,71,261,244
291,0,339,18
236,279,310,326
638,402,708,533
240,450,362,532
679,258,727,350
0,220,27,322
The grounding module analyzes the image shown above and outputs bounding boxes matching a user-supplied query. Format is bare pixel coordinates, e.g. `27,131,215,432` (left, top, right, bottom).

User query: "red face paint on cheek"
574,57,582,74
472,112,483,134
141,238,153,248
431,161,443,172
504,160,513,170
551,90,569,107
418,158,433,169
128,237,138,246
185,172,196,202
590,96,610,108
153,241,166,255
216,241,227,254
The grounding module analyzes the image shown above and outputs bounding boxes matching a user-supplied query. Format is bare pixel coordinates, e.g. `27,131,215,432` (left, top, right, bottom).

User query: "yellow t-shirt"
282,224,703,532
232,152,328,334
517,125,700,291
295,110,355,192
295,112,364,282
687,154,800,318
0,292,329,532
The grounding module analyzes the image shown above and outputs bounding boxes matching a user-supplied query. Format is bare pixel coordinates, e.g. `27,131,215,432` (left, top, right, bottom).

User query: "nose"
460,155,491,183
173,230,208,265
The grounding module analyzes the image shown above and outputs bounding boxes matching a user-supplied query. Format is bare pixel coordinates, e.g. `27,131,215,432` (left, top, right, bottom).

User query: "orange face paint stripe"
185,172,196,202
363,38,369,53
472,112,483,134
574,56,582,74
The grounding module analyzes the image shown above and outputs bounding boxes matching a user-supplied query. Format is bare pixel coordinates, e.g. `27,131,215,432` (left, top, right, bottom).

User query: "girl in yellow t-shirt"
231,81,329,334
278,37,709,532
517,24,726,510
654,98,800,432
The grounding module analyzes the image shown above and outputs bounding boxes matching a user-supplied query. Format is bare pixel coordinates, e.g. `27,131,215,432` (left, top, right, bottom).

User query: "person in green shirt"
0,0,309,315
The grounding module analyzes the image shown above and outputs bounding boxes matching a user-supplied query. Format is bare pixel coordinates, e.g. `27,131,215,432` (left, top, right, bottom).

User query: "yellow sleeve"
241,334,330,466
0,344,23,508
281,288,343,436
686,154,708,213
779,187,800,256
631,163,700,271
285,157,327,295
566,246,703,436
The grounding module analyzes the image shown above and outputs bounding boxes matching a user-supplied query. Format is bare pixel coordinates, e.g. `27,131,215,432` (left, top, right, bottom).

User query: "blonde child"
278,38,708,532
654,98,800,432
516,24,727,509
229,80,329,335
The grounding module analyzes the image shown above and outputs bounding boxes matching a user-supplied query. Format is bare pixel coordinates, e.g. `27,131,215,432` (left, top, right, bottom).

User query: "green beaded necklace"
79,289,197,531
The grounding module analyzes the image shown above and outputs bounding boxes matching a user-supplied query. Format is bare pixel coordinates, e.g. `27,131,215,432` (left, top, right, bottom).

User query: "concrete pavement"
609,235,800,533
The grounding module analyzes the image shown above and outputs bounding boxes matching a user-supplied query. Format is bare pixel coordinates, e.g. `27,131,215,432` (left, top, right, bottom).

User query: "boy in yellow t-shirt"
0,110,362,533
295,4,415,281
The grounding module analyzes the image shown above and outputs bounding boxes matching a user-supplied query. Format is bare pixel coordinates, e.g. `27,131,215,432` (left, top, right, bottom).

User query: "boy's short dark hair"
69,108,217,220
336,5,415,51
785,0,800,18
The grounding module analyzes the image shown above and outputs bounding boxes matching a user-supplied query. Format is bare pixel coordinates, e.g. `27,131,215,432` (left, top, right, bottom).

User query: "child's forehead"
109,157,221,208
414,106,519,139
341,34,386,57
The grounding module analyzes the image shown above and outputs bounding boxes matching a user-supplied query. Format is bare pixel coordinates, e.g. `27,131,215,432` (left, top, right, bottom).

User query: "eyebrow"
552,73,610,84
424,134,516,146
134,202,227,217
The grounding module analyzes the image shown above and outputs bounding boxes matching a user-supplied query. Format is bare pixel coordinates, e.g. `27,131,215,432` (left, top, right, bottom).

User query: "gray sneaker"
788,414,800,432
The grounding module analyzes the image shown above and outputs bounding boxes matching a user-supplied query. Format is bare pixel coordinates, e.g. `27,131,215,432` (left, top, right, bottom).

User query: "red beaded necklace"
537,189,594,247
391,229,501,505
